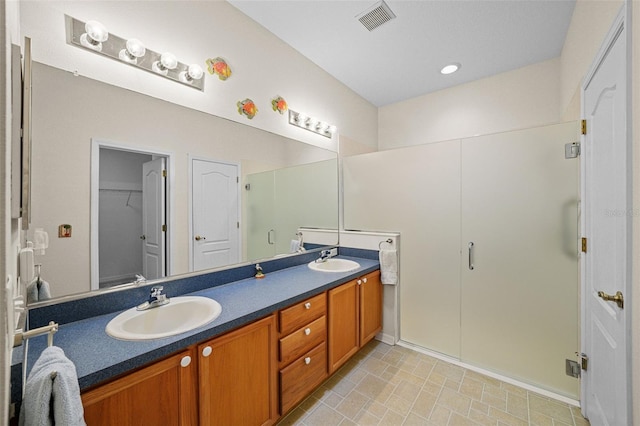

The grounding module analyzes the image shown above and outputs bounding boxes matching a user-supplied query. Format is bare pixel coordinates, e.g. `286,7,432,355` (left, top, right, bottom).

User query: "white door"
142,158,166,280
192,159,240,271
581,12,629,425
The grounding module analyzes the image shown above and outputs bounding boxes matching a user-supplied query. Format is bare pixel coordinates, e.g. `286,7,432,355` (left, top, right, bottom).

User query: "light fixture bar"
65,15,204,91
288,110,336,139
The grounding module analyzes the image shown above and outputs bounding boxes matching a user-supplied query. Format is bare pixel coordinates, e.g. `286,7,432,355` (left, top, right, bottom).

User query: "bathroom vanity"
15,253,381,425
81,269,381,425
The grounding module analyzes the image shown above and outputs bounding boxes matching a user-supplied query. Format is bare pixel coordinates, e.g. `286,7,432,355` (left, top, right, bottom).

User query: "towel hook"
378,238,393,249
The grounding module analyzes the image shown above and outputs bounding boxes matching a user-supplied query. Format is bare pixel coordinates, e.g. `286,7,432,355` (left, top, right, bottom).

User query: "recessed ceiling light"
440,63,461,75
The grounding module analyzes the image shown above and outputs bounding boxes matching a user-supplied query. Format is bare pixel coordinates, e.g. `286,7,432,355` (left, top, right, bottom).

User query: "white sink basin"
106,296,222,341
308,258,360,273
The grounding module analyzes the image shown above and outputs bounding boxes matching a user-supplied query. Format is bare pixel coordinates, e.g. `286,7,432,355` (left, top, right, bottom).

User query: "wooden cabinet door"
82,349,198,426
198,315,278,426
360,270,383,346
328,279,359,374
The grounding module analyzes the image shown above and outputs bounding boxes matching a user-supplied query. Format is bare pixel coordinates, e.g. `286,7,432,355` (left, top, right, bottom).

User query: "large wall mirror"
27,62,339,302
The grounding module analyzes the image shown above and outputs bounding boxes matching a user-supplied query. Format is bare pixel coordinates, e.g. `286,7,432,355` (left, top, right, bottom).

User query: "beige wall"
378,58,561,150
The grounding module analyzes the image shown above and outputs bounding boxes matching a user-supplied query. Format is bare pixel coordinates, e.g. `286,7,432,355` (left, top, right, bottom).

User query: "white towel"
19,346,86,426
290,239,301,253
25,279,52,304
379,249,398,285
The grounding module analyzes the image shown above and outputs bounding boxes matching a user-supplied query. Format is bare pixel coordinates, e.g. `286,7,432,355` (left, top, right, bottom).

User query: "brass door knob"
195,235,206,241
597,290,624,309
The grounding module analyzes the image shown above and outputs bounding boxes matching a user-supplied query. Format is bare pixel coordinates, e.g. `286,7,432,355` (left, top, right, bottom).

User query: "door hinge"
162,224,167,232
237,176,239,183
581,119,587,135
237,221,240,229
581,237,587,253
576,352,588,371
162,169,167,178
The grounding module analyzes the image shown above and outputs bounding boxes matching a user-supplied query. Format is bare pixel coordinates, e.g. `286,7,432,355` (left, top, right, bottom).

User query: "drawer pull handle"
304,302,311,310
202,346,212,357
180,356,191,368
304,328,311,336
305,357,311,365
357,279,362,285
363,277,368,283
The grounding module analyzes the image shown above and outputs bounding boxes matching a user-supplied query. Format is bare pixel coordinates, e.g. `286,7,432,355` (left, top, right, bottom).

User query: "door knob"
195,235,206,241
597,290,624,309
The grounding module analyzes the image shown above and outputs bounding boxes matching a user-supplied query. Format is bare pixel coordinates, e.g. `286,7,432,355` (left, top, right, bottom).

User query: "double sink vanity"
13,249,382,425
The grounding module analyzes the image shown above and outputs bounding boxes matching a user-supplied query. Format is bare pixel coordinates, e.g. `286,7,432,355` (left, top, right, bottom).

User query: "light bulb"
118,38,146,64
326,125,337,135
80,20,108,52
179,64,204,83
152,52,178,75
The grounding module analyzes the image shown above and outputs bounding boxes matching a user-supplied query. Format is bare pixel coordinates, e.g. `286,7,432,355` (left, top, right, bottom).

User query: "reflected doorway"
90,141,172,290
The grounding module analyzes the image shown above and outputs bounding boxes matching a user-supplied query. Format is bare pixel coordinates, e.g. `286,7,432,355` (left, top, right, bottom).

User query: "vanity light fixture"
79,20,109,52
289,110,336,139
440,63,461,75
66,15,204,91
152,52,178,75
118,38,146,64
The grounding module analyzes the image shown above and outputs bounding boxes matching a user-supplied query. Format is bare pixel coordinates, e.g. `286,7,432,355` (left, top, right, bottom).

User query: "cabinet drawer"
279,293,326,335
279,316,326,366
280,343,328,414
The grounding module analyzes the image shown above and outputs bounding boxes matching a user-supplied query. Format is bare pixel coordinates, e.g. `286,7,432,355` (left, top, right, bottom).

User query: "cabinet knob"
180,356,192,368
363,277,368,283
304,328,311,336
304,302,311,310
357,280,362,285
304,357,311,365
202,346,212,357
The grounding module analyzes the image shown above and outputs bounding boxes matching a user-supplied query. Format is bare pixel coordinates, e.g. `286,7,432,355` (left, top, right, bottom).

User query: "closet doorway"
90,140,172,290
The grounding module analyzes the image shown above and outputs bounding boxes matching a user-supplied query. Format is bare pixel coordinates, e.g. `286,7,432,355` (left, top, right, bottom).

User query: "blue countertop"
16,255,379,394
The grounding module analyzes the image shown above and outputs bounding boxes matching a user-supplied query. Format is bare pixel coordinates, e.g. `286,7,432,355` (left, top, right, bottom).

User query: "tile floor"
278,340,589,426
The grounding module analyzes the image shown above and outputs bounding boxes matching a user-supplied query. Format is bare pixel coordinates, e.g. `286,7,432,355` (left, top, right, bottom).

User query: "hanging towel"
19,346,86,426
37,280,52,301
25,279,52,303
26,279,39,304
379,249,398,285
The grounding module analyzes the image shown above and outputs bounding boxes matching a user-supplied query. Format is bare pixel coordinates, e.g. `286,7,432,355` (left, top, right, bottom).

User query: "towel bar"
13,321,58,348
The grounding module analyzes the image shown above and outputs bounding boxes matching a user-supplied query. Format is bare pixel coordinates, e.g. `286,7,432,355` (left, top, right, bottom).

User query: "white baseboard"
376,332,396,346
396,340,581,408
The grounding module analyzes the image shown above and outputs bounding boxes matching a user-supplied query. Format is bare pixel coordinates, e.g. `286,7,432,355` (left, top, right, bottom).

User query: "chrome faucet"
137,286,170,311
134,274,146,284
316,249,333,263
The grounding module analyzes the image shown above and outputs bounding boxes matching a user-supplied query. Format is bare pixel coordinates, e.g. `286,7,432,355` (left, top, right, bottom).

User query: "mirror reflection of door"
97,147,167,289
191,159,240,272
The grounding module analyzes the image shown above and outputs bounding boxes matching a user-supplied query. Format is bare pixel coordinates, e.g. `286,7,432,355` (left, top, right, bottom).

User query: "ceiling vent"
357,1,396,32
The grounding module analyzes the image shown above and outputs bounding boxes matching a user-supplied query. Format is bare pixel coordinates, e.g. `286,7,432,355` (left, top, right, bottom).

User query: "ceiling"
228,0,576,107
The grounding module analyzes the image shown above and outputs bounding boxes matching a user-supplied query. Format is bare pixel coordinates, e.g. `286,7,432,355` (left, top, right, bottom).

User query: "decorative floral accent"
206,57,232,80
271,96,288,114
237,98,258,119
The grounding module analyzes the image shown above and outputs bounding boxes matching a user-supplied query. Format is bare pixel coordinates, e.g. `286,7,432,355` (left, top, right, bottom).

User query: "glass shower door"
460,121,580,397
